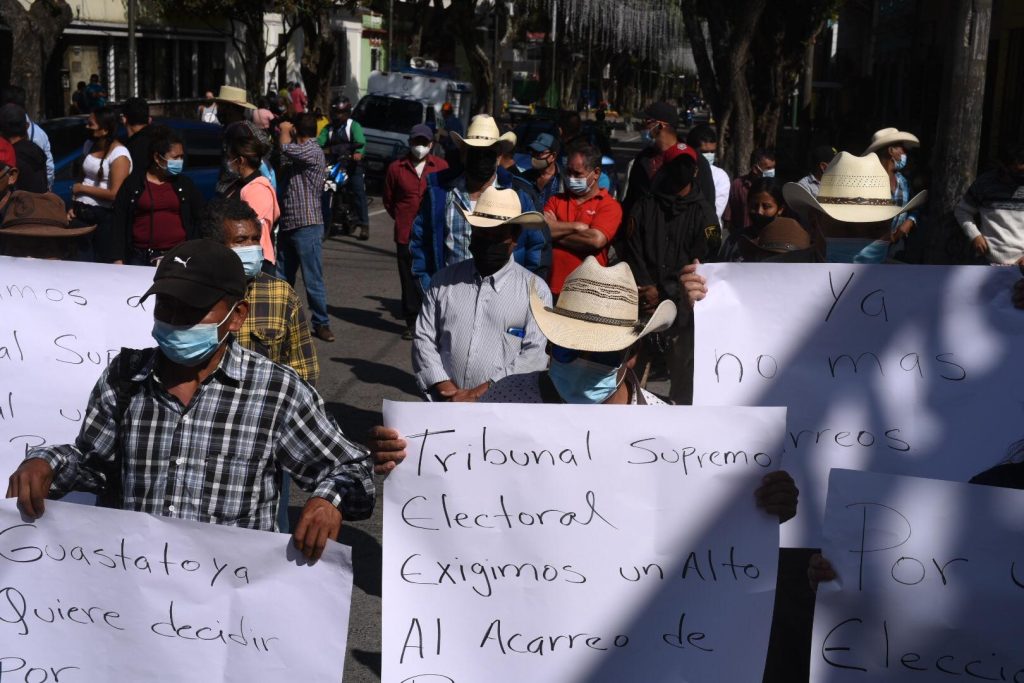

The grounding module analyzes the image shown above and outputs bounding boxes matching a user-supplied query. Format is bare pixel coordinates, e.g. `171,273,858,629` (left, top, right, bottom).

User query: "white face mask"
761,168,776,178
411,145,430,160
702,152,716,165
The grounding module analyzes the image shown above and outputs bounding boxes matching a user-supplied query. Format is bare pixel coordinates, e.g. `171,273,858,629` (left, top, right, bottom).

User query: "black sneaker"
358,226,369,241
401,327,415,341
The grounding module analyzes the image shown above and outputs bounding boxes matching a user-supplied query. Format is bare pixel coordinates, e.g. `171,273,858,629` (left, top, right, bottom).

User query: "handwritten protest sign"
692,262,1024,546
810,468,1024,681
382,400,786,683
0,256,153,477
0,498,352,681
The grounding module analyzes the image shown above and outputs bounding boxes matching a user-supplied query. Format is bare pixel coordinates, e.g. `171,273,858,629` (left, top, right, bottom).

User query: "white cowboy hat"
451,114,517,151
215,85,256,110
456,186,545,228
530,256,677,353
863,127,920,156
783,151,928,223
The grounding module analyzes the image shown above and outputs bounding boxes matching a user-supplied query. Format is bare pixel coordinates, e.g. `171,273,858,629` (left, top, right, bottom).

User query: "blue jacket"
410,166,551,292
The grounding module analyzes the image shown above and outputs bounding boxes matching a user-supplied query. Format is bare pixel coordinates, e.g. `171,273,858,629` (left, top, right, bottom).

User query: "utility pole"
388,0,394,71
493,4,500,116
549,0,557,107
127,0,137,97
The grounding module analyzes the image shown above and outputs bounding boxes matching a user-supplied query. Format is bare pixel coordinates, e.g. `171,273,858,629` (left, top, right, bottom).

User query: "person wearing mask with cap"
724,148,777,235
864,127,921,248
542,142,622,296
384,124,449,339
6,239,374,561
623,142,719,405
413,186,551,402
522,132,563,208
319,96,369,240
110,125,203,265
782,151,927,264
409,114,549,292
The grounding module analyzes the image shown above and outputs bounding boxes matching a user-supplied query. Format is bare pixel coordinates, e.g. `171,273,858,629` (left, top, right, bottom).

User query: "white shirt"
709,164,730,221
77,142,132,207
413,257,552,394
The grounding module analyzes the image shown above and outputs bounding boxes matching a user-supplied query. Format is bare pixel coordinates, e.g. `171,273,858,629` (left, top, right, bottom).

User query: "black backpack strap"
96,347,148,509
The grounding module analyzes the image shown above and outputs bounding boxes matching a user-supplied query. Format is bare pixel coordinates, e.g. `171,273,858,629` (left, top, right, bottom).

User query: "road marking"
369,208,388,217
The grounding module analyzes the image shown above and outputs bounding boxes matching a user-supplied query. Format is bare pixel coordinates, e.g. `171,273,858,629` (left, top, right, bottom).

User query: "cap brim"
216,98,257,110
457,206,546,229
0,224,96,238
140,277,233,309
452,131,517,152
783,183,928,224
529,283,677,352
863,134,921,156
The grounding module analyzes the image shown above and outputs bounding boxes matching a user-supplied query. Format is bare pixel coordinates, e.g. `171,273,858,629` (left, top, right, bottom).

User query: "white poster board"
0,256,153,477
0,499,352,681
382,400,786,683
693,262,1024,546
811,468,1024,681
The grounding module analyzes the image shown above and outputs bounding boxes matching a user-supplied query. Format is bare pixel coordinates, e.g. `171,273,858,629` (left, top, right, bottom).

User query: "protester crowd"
1,83,1023,681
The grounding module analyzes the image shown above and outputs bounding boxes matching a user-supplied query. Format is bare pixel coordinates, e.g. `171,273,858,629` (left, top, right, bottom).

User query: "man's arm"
409,190,434,292
7,361,126,515
284,289,321,385
383,163,398,217
350,121,366,156
411,282,452,394
30,122,54,190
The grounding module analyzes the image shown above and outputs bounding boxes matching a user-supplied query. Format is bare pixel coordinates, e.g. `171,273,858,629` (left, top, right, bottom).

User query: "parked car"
41,116,223,205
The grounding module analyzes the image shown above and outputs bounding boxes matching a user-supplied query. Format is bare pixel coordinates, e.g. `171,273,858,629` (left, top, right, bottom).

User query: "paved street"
300,137,646,682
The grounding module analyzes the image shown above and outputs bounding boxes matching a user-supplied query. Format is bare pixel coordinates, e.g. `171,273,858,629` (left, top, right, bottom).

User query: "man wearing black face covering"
622,143,719,405
409,114,551,293
413,186,552,402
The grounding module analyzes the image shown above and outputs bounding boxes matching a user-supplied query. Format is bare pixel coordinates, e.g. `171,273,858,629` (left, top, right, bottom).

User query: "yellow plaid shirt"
237,272,320,385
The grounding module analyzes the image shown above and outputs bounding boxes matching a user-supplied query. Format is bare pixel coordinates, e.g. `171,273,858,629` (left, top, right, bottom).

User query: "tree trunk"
0,0,73,119
926,0,993,263
449,0,492,113
300,11,337,113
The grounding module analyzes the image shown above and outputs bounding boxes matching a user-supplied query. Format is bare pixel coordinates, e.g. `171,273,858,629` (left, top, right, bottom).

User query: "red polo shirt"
383,154,449,244
544,188,623,293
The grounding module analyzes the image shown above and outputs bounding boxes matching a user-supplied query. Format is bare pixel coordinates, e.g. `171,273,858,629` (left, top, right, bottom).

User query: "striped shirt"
413,257,552,393
28,340,373,531
443,178,475,264
279,139,326,231
237,272,320,385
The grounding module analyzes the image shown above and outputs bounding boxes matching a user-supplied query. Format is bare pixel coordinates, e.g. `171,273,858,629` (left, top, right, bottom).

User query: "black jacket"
109,172,204,262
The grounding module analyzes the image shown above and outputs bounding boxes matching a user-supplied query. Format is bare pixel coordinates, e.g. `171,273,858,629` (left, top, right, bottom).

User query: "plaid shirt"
29,340,374,531
237,272,319,385
279,139,326,231
443,178,474,264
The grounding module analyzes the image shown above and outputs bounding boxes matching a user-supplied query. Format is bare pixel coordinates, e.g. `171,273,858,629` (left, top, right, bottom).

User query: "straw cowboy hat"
0,192,95,238
456,186,545,229
530,256,677,352
783,151,927,224
215,85,256,110
451,114,516,152
863,127,920,156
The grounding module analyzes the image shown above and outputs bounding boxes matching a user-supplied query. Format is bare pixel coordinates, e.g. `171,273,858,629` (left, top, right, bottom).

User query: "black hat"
140,239,246,309
643,101,679,128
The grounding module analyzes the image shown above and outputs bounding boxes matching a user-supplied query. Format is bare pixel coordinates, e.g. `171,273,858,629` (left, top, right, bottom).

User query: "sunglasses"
550,344,625,368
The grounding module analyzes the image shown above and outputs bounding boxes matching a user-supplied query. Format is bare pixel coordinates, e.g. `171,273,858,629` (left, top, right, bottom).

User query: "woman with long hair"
224,134,279,270
70,106,131,261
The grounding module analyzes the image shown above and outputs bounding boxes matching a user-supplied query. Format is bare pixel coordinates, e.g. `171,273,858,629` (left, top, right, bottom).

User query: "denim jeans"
277,224,329,327
349,166,369,227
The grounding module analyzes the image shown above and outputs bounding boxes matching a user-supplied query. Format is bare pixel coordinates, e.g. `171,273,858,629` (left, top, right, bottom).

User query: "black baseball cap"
643,101,679,128
141,239,246,309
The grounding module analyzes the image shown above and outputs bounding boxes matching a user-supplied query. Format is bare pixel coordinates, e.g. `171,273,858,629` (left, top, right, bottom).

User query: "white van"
353,70,472,176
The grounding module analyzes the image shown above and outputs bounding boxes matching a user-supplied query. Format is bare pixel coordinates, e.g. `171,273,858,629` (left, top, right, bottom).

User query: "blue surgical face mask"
894,153,907,171
152,303,237,366
164,156,184,175
566,176,593,196
761,167,776,178
233,245,264,279
548,356,624,404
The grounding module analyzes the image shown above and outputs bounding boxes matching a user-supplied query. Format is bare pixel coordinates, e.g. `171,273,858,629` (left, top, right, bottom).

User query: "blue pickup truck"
40,116,224,205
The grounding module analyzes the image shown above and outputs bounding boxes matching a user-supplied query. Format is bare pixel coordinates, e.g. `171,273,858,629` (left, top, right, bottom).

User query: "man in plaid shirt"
7,240,373,560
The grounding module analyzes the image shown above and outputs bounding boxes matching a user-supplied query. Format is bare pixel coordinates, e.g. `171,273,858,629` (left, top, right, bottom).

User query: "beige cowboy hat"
215,85,256,110
783,151,928,224
530,256,677,353
863,127,920,156
456,186,545,229
451,114,516,152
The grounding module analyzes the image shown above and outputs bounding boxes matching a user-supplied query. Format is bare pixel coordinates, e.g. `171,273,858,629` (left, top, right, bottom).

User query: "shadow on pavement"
364,294,403,321
339,522,383,598
328,304,407,335
330,358,420,398
351,649,382,678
